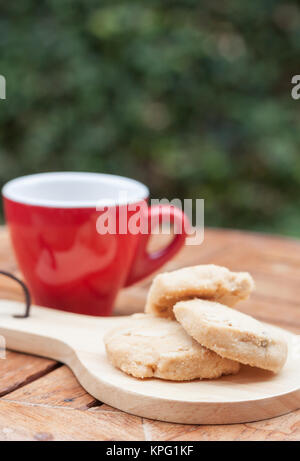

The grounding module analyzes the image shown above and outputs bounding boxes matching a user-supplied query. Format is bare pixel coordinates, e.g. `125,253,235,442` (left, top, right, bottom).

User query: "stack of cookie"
104,265,288,381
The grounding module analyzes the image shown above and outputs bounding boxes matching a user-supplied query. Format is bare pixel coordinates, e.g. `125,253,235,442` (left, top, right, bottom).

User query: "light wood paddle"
0,300,299,425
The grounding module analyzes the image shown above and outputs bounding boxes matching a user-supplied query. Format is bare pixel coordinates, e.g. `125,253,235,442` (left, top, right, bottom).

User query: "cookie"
104,314,240,381
174,299,288,373
145,264,254,319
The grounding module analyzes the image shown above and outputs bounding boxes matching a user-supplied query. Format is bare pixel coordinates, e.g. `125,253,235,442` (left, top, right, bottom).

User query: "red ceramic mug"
2,172,189,316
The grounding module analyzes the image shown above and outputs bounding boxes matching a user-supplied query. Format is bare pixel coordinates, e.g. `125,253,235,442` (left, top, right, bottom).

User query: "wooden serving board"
0,300,299,425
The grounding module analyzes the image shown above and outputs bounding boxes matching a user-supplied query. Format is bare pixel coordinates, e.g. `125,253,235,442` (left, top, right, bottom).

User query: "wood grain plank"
0,400,145,441
89,407,200,441
235,297,300,334
89,404,118,412
0,350,58,397
2,365,98,410
142,419,198,441
92,409,300,442
169,409,300,441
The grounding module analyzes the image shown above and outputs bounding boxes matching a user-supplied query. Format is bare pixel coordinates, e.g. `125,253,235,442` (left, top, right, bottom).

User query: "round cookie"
174,299,288,373
145,264,254,319
104,314,240,381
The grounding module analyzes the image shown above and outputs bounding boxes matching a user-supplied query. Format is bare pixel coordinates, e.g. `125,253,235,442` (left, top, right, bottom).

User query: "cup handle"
124,204,190,287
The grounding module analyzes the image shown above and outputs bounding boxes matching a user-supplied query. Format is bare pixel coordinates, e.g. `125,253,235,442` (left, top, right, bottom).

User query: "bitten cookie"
145,264,254,319
104,314,240,381
174,299,288,373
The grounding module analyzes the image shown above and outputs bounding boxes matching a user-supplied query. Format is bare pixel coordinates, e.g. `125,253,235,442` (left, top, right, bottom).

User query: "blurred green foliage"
1,1,300,235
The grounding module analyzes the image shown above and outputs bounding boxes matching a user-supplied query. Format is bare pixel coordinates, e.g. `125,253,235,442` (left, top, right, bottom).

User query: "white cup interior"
2,172,149,208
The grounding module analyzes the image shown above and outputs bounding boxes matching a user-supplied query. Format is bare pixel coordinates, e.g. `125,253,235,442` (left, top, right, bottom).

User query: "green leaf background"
1,1,300,236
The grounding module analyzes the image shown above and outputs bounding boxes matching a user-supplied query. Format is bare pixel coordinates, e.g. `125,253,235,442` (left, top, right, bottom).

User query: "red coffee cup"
2,172,189,316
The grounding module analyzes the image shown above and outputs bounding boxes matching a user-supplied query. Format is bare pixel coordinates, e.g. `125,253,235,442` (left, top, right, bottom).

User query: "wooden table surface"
0,226,299,441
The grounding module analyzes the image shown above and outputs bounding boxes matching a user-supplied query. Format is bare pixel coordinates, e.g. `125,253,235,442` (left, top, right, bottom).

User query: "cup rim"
2,172,149,208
